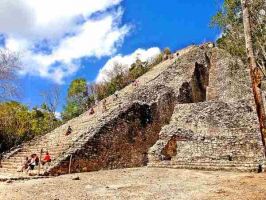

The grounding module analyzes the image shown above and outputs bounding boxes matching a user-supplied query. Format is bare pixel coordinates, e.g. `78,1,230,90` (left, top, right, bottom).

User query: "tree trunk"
241,0,266,145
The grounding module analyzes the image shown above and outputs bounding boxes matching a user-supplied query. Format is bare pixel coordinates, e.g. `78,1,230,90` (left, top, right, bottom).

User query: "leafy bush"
62,51,164,121
0,101,61,153
163,48,171,55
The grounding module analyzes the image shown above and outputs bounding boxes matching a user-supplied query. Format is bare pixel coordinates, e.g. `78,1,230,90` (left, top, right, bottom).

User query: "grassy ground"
0,167,265,200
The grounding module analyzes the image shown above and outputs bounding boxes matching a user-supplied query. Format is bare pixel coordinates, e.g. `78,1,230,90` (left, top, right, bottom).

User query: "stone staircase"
0,110,99,173
148,160,262,172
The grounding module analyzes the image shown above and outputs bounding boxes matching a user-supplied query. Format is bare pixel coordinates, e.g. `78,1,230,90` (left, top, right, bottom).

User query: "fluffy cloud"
0,0,129,83
54,112,62,120
0,0,123,39
96,47,161,82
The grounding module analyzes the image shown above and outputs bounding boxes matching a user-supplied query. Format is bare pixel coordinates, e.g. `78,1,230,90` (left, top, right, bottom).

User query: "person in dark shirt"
65,126,72,136
88,107,95,115
17,156,30,172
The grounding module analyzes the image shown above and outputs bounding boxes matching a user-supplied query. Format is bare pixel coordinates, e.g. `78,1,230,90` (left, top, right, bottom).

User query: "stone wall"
148,100,265,171
148,47,266,172
207,49,252,102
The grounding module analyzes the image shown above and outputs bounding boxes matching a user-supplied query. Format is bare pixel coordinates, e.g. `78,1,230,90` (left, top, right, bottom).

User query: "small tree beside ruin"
241,0,266,142
0,49,20,101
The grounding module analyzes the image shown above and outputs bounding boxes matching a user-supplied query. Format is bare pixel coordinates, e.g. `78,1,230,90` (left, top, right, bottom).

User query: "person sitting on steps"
65,125,72,136
17,156,30,172
26,154,39,172
41,151,51,165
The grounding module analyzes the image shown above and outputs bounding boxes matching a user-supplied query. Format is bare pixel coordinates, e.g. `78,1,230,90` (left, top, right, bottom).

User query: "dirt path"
0,168,265,200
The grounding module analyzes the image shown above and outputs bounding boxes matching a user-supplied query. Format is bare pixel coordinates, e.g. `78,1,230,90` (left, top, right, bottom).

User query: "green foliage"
212,0,266,68
211,0,245,58
62,52,163,121
31,109,61,136
62,78,89,121
62,101,80,120
150,53,163,67
68,78,88,97
129,63,148,80
0,101,61,153
163,48,171,55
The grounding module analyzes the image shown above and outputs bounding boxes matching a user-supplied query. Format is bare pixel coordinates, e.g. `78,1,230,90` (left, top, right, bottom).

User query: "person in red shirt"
41,151,51,165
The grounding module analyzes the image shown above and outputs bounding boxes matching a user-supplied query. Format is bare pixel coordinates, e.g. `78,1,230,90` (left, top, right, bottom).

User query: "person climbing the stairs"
114,91,119,99
65,126,72,136
133,79,139,87
88,107,95,115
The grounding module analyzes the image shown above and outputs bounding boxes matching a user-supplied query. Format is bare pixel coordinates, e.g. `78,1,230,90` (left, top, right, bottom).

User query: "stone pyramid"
0,44,265,175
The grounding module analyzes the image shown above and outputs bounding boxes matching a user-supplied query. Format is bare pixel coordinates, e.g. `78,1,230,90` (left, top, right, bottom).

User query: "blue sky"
0,0,222,113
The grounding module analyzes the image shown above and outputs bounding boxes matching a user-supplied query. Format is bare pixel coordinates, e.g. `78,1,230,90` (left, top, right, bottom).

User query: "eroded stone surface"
148,47,266,172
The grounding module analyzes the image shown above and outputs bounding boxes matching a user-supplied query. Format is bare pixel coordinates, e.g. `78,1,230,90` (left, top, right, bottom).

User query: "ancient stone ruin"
0,44,265,175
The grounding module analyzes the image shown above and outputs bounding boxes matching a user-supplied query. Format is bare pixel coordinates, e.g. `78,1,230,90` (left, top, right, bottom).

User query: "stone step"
149,164,259,172
1,155,61,164
1,165,49,171
3,152,61,159
0,166,47,175
5,153,60,160
149,160,261,167
148,162,261,172
1,159,55,165
170,160,259,165
1,161,54,169
0,168,18,172
19,148,66,153
163,162,258,168
10,145,68,152
10,152,62,158
20,147,67,152
25,142,72,148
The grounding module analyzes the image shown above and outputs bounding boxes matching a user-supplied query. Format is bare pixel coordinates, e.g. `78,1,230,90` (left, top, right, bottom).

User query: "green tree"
241,0,266,139
212,0,265,70
62,78,89,120
0,102,61,152
163,47,171,55
129,60,148,80
68,78,88,97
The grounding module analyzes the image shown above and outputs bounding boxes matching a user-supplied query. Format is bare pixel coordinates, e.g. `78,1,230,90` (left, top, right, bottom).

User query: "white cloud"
96,47,161,82
0,0,123,39
55,111,62,119
0,0,129,84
